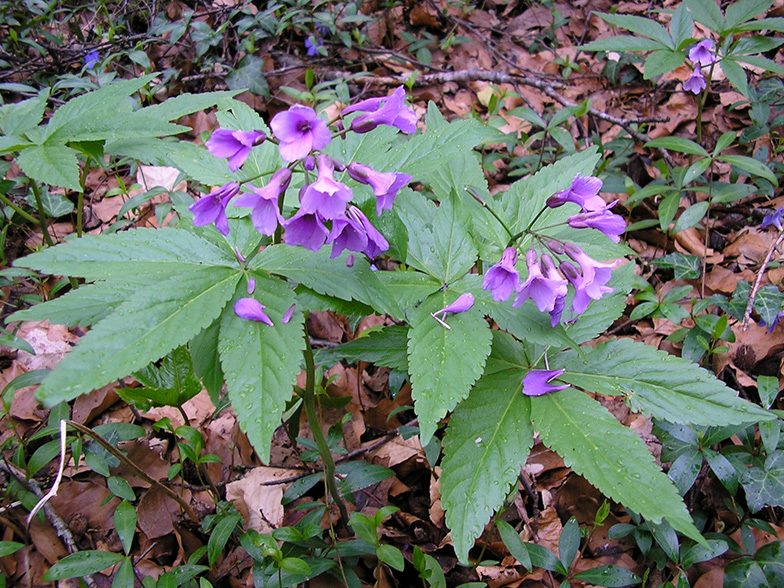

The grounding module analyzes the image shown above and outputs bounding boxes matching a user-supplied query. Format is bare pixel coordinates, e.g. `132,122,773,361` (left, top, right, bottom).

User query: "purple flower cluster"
683,39,717,95
188,87,418,325
482,174,623,327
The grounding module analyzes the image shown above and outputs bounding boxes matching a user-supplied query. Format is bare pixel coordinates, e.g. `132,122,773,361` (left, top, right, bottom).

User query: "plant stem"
76,159,90,238
29,180,54,248
301,319,351,528
0,193,39,225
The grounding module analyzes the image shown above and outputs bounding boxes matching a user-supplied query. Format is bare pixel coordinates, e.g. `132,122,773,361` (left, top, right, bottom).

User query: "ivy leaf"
218,273,304,461
441,332,533,563
740,451,784,512
650,252,701,280
15,227,235,280
754,285,784,327
555,339,774,426
252,245,400,318
35,266,241,406
407,290,492,445
395,190,478,285
531,388,703,544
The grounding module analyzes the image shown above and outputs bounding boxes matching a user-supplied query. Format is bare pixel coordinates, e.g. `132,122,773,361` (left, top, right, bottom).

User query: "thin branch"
742,231,784,330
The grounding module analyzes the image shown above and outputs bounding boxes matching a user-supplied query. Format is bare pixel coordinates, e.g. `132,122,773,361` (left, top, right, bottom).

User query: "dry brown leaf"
226,467,298,533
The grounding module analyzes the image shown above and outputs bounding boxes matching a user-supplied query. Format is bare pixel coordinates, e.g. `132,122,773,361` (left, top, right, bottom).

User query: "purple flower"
568,207,626,242
541,254,568,326
514,250,568,313
235,298,274,326
431,293,475,329
299,154,354,220
683,68,707,95
328,205,389,259
761,208,784,231
759,311,784,332
283,209,329,251
483,247,519,302
688,40,717,66
84,50,100,70
343,86,418,134
547,174,606,212
188,182,240,236
270,104,332,163
206,129,266,172
347,162,412,215
563,244,619,313
233,168,291,235
522,369,569,397
305,35,323,56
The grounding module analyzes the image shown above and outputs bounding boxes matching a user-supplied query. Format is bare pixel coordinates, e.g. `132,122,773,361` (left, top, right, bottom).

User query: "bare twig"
742,231,784,330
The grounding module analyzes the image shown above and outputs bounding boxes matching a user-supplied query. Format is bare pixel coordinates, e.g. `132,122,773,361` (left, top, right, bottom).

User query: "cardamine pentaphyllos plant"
8,83,775,563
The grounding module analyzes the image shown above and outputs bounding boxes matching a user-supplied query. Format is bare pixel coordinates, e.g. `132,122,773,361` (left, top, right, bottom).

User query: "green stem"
695,63,715,144
76,159,90,238
0,192,39,225
301,319,350,528
29,180,54,248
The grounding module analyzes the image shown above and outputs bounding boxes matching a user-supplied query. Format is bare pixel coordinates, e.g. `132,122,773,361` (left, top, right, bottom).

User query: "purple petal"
234,298,274,326
522,369,569,396
434,293,475,316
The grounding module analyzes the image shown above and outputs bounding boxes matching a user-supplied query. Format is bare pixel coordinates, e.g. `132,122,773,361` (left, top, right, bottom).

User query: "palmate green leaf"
554,338,774,426
643,49,686,79
684,0,725,32
394,190,478,284
530,388,702,543
15,227,235,280
167,140,237,187
499,147,600,237
8,281,139,327
375,270,441,313
142,90,241,121
721,58,750,97
315,325,409,371
35,266,241,406
16,144,81,191
387,102,499,178
407,290,492,445
440,331,533,563
218,273,304,461
724,0,772,30
251,244,401,319
581,35,668,52
0,88,48,135
597,13,674,47
190,319,224,404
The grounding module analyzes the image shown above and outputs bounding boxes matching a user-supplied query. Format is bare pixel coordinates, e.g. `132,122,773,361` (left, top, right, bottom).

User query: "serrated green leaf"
43,550,125,580
387,103,497,178
530,387,702,543
598,13,675,47
500,147,600,237
16,144,81,191
142,91,241,121
218,273,304,461
741,451,784,512
36,266,240,406
408,290,492,445
15,227,235,280
167,140,237,187
644,49,687,79
191,320,224,404
721,58,750,97
671,4,694,47
581,36,668,52
376,270,441,311
252,245,401,318
315,325,409,371
395,190,477,284
724,0,772,30
555,339,774,426
441,332,533,562
736,17,784,32
684,0,725,32
0,88,48,135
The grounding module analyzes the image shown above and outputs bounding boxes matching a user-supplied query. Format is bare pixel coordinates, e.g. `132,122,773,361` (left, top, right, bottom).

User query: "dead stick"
742,231,784,330
66,421,199,522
